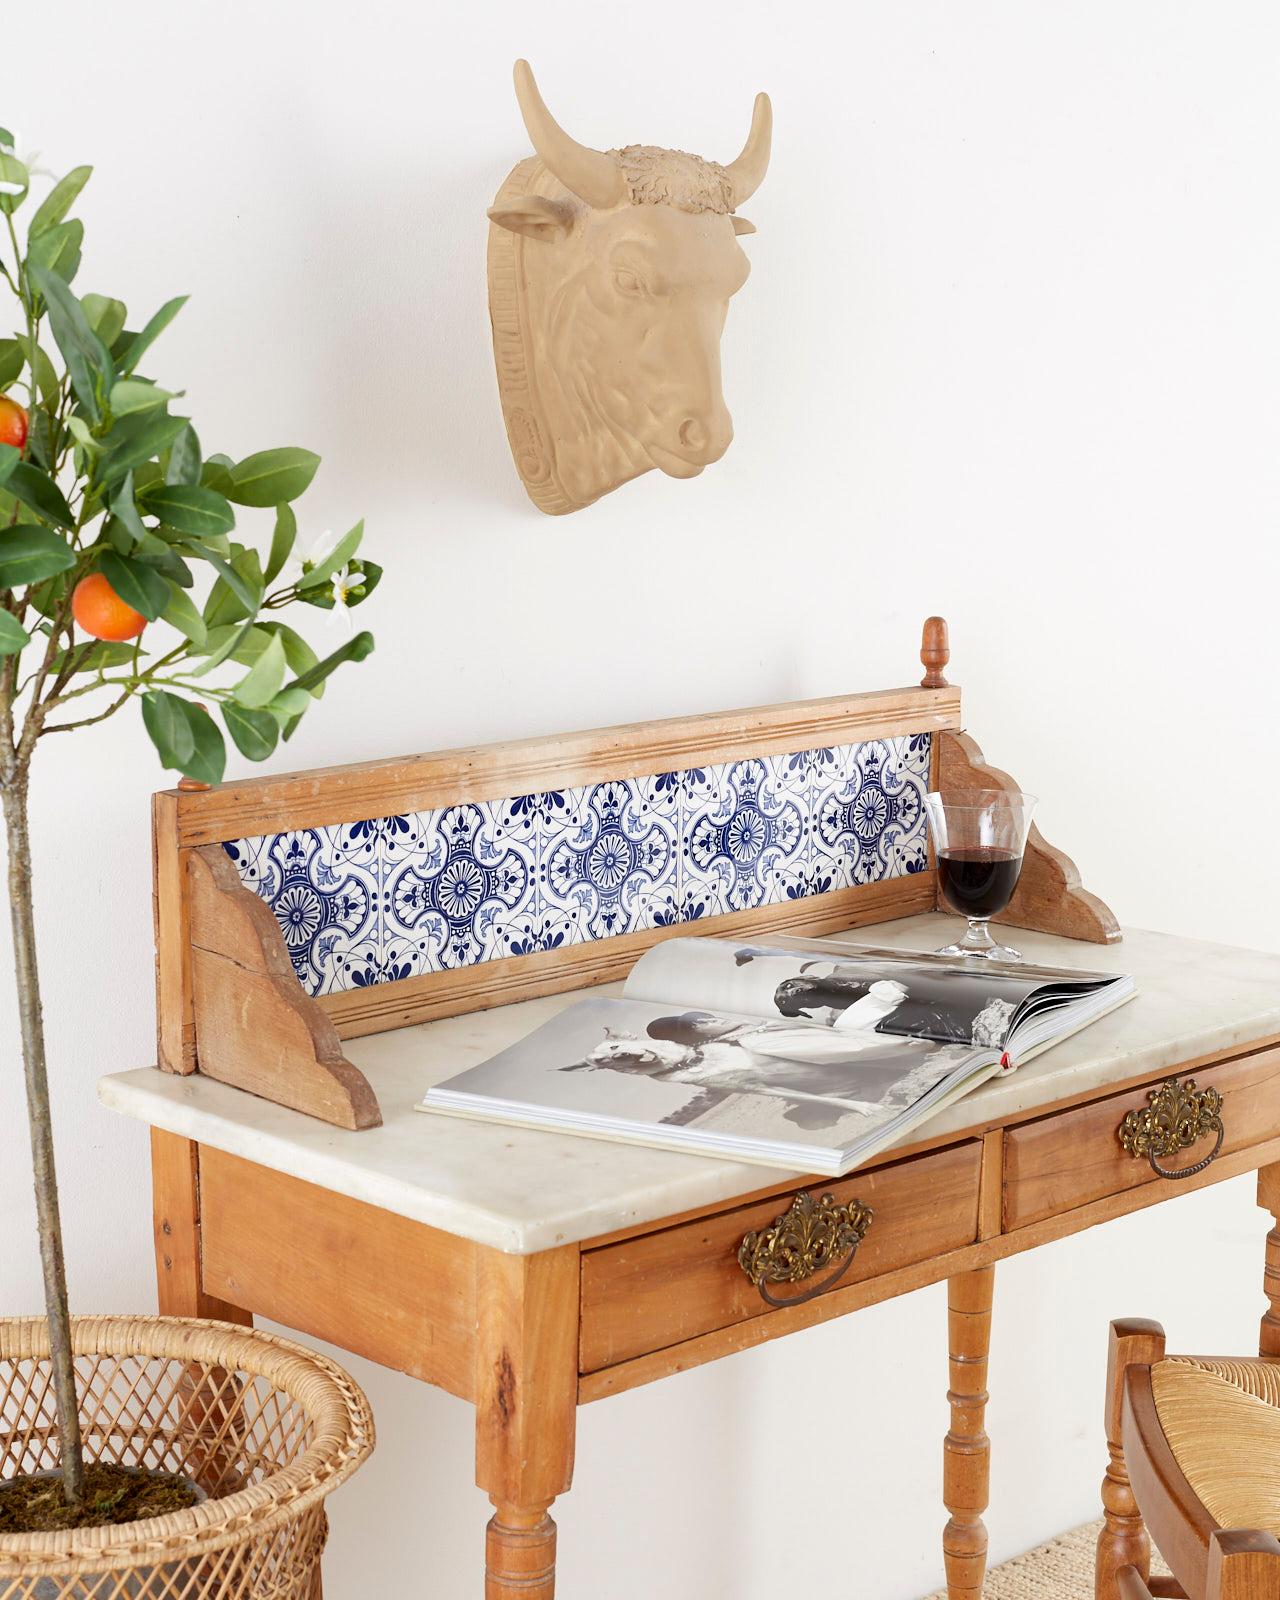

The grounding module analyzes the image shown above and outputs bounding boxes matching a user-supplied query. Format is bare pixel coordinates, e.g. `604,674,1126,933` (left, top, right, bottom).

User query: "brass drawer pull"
737,1191,873,1308
1118,1076,1225,1181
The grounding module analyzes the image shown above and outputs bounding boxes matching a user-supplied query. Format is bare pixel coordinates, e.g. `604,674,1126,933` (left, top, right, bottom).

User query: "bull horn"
724,91,772,207
512,60,626,209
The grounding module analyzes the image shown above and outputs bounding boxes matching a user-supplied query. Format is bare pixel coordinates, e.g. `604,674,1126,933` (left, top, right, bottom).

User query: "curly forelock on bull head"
609,146,734,215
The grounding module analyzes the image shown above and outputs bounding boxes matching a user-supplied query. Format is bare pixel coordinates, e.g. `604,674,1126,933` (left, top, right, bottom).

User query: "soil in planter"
0,1465,199,1533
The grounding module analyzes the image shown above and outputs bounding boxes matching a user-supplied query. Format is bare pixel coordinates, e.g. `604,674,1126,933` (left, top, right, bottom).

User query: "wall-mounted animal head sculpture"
487,60,771,515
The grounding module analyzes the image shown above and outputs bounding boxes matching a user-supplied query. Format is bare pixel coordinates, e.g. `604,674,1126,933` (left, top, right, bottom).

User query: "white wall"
3,2,1279,1594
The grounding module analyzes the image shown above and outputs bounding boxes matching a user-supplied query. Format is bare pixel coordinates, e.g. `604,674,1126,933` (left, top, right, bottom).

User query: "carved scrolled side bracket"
187,845,381,1130
936,729,1121,945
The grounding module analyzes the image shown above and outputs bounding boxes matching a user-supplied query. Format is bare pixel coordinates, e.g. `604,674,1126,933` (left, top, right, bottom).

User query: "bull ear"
487,196,573,242
731,215,756,236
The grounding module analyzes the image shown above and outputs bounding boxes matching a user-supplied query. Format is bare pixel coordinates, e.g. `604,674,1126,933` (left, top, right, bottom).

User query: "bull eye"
611,267,647,298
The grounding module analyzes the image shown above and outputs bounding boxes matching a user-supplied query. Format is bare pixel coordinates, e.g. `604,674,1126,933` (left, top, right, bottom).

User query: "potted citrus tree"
0,131,375,1595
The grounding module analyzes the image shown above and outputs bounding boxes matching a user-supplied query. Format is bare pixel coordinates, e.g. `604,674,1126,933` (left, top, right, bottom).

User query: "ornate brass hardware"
737,1191,873,1308
1117,1076,1225,1180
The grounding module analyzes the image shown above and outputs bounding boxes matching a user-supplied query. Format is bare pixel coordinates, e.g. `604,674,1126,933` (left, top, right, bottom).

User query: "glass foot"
934,940,1024,964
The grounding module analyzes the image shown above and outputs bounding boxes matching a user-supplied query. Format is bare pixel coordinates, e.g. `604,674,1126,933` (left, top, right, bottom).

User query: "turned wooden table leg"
475,1245,579,1600
1259,1164,1280,1358
944,1265,994,1600
1095,1318,1166,1600
486,1508,558,1597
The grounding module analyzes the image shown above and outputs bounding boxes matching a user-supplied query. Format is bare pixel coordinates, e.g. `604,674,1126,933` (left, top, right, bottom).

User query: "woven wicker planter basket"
0,1316,374,1600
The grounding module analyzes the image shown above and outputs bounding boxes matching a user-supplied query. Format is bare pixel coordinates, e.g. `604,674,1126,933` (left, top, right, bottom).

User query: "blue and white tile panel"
223,733,933,998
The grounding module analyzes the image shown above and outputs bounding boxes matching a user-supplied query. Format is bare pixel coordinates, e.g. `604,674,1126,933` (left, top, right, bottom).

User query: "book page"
425,995,988,1163
623,936,1080,1049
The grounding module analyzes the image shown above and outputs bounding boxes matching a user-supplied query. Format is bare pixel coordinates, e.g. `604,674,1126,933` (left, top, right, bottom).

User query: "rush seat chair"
1097,1319,1280,1600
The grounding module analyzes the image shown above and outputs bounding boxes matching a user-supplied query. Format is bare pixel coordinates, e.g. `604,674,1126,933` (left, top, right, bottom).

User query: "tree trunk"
3,766,85,1505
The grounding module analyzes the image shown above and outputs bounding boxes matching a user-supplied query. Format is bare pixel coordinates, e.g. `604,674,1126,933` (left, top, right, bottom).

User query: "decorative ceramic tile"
222,733,932,998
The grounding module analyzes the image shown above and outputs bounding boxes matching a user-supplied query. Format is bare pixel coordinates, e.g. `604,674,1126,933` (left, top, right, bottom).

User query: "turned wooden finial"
920,616,950,689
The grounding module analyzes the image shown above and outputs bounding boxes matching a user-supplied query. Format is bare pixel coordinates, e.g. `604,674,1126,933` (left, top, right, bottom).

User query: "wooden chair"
1097,1319,1280,1600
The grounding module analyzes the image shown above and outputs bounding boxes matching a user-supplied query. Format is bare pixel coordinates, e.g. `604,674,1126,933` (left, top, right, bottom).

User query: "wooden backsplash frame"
150,621,1118,1129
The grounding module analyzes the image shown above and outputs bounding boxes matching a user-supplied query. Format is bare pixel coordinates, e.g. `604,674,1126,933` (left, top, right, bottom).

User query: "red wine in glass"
923,789,1038,961
937,848,1023,920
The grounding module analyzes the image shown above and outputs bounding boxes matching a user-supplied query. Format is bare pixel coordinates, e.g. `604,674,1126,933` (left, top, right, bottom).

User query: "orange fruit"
72,573,146,641
0,396,27,451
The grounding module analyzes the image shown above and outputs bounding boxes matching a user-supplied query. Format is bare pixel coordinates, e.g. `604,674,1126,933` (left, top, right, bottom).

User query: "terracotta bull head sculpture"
486,60,771,515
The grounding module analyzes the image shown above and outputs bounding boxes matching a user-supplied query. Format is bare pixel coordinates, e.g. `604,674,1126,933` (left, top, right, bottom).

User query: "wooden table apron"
148,1040,1280,1600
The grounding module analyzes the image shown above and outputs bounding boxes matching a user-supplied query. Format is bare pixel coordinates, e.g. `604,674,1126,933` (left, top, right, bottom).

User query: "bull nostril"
678,417,707,452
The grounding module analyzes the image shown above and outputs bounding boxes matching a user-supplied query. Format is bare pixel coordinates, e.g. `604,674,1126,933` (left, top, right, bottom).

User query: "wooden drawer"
579,1140,982,1373
1003,1047,1280,1231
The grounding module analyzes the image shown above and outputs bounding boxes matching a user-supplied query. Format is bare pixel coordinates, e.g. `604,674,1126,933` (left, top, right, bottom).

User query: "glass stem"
960,916,997,955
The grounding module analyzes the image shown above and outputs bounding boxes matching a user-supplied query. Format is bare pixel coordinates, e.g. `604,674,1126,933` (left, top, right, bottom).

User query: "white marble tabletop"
99,915,1280,1254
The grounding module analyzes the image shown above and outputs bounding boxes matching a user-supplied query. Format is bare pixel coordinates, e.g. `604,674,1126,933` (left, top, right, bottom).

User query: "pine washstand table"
97,624,1280,1599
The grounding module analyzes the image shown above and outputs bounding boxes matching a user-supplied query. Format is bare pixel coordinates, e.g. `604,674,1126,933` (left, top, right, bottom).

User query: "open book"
418,937,1136,1175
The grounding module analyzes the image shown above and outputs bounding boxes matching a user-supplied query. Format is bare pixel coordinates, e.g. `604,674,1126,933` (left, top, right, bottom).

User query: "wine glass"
922,788,1038,961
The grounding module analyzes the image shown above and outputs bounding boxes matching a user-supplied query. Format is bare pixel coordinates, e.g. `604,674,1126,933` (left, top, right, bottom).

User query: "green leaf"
27,410,60,473
299,520,363,591
139,483,234,539
131,458,164,495
231,630,286,708
29,165,92,236
110,472,149,547
264,504,296,584
104,515,134,555
81,294,127,350
285,630,375,694
28,219,83,286
51,638,139,676
66,415,101,455
16,338,59,407
195,546,263,626
0,524,76,588
22,570,70,620
0,609,30,654
199,453,235,496
166,423,201,486
109,378,174,416
0,339,22,389
98,550,170,621
190,618,257,677
7,462,74,529
133,541,192,587
226,447,319,508
0,444,18,486
266,622,319,678
222,700,278,761
119,295,187,376
141,689,195,767
212,623,270,666
30,265,114,420
266,685,312,721
160,580,207,648
183,701,226,785
140,694,227,785
0,152,29,212
100,411,188,487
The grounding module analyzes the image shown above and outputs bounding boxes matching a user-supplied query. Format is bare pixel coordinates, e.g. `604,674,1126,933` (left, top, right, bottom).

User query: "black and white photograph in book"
563,1006,967,1131
419,934,1135,1174
420,991,990,1175
621,936,1133,1059
737,948,1028,1046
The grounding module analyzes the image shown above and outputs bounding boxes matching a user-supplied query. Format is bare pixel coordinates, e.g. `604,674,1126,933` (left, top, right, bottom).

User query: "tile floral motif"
223,733,932,998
